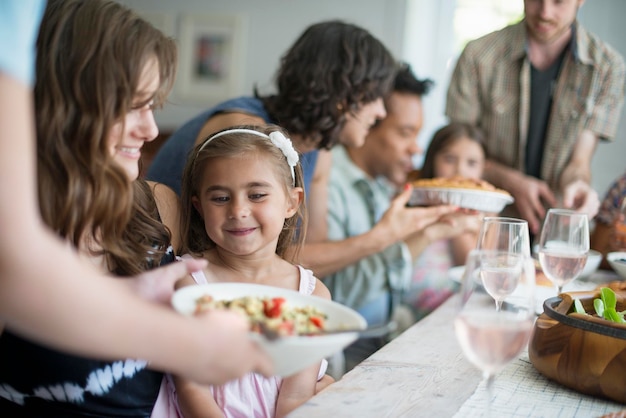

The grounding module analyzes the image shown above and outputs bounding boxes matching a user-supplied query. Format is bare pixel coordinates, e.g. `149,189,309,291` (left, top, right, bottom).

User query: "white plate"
580,249,602,278
171,282,367,377
607,251,626,279
408,187,514,212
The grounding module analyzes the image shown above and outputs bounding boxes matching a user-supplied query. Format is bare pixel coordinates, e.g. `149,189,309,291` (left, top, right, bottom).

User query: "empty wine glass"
476,217,531,310
538,209,589,296
477,217,531,256
454,249,535,417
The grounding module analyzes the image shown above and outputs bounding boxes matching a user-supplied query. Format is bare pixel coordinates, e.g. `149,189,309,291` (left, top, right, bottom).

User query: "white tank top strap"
178,254,208,284
297,265,317,295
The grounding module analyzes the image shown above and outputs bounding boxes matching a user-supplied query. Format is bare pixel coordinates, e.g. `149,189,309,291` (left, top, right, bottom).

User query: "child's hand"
425,211,483,241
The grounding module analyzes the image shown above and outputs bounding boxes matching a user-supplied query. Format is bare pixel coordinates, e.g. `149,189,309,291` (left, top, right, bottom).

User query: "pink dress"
190,265,328,418
405,240,455,321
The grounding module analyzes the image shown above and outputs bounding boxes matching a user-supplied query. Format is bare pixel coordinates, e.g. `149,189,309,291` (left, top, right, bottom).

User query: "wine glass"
454,249,535,417
477,217,531,256
476,217,531,310
538,209,589,296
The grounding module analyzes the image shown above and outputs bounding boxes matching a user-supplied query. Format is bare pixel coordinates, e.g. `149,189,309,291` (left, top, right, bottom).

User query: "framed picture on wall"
176,13,246,103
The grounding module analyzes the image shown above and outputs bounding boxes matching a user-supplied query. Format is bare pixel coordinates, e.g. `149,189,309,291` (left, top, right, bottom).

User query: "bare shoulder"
147,181,179,204
146,181,180,219
147,181,182,250
312,277,331,300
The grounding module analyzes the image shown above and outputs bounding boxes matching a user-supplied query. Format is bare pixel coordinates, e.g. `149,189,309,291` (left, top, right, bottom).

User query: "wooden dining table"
289,270,626,417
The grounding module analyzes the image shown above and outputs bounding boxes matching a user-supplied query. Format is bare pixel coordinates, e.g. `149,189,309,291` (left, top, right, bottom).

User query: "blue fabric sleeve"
0,0,47,86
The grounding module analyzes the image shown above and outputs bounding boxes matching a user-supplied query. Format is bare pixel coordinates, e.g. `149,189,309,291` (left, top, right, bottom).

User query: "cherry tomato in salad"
309,316,324,329
263,297,286,318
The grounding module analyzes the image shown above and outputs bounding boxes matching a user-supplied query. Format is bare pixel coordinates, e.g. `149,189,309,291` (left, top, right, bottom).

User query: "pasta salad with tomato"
194,295,327,336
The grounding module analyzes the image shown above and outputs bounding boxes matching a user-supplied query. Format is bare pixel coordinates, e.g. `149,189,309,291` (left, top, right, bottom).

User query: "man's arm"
483,159,556,234
445,44,481,124
300,183,457,278
304,150,331,243
559,129,600,217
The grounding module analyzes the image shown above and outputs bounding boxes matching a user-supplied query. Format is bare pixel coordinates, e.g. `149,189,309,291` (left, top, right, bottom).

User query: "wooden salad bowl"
529,290,626,404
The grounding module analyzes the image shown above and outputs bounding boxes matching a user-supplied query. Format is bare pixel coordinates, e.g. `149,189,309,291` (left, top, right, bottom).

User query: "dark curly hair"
393,62,433,97
256,20,396,150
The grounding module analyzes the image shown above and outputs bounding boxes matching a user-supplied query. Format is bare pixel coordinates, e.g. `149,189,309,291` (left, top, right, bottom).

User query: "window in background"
453,0,524,53
403,0,524,169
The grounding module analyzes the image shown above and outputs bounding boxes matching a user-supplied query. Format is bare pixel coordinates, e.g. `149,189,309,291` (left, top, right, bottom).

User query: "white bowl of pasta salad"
171,282,367,377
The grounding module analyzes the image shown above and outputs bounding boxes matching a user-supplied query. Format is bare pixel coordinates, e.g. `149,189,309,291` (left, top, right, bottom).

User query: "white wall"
118,0,406,129
577,0,626,198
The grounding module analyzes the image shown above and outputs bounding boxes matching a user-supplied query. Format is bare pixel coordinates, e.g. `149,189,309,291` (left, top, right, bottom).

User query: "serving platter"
529,291,626,404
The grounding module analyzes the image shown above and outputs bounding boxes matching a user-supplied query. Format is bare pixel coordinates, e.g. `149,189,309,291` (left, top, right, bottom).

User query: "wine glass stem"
556,285,563,296
495,300,502,311
484,371,494,418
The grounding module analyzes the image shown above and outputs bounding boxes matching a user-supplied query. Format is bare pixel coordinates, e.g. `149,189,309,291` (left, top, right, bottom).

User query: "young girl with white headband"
174,125,331,417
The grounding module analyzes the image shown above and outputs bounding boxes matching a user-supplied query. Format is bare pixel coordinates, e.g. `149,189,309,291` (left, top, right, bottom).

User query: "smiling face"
433,136,485,180
351,92,424,187
340,97,387,149
524,0,584,44
107,59,160,180
191,153,302,257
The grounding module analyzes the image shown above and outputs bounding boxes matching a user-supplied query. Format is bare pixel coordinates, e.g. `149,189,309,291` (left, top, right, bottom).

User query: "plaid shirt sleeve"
445,45,482,124
584,49,626,141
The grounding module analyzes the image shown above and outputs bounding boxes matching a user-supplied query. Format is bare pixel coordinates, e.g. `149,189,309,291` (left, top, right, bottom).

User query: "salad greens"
573,287,626,323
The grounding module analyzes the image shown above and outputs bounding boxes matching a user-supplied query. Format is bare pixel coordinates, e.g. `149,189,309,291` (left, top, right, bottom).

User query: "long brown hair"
35,0,177,275
181,125,307,263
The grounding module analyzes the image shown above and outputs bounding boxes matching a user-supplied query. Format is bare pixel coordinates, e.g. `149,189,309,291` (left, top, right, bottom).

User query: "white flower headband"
198,128,299,185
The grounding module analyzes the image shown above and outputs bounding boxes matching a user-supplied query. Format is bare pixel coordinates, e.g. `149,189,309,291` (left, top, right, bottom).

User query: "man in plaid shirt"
446,0,626,235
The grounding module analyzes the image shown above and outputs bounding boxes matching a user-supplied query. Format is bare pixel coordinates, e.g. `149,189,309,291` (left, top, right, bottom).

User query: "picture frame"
176,13,246,104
